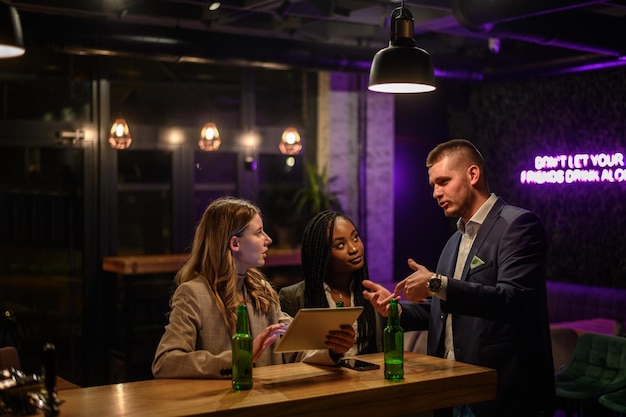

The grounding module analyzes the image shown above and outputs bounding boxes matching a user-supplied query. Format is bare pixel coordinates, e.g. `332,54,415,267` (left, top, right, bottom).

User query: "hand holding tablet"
274,307,363,353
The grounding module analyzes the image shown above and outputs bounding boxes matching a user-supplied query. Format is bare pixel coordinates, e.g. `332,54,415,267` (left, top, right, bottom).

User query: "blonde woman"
152,197,354,378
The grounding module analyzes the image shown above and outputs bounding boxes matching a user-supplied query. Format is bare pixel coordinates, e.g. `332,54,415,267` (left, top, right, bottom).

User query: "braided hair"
301,210,378,354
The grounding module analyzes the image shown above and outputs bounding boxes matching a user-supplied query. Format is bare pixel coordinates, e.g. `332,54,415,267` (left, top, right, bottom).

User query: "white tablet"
274,307,363,353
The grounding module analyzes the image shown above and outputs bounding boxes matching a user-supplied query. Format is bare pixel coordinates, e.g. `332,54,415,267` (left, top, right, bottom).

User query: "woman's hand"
252,323,288,362
325,324,356,355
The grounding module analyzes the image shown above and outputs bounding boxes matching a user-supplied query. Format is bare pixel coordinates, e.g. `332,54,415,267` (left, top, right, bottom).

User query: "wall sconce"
199,122,221,151
368,4,436,94
55,129,85,145
244,155,257,171
0,1,25,58
109,117,132,149
279,126,302,155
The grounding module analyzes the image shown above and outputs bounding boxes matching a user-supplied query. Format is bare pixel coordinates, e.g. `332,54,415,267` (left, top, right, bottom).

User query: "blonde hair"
175,197,279,333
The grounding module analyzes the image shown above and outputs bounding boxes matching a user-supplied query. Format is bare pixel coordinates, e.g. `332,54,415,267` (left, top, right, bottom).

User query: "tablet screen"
274,307,363,353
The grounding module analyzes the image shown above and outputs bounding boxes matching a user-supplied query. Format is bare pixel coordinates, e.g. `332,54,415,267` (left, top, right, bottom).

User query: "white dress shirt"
443,193,497,360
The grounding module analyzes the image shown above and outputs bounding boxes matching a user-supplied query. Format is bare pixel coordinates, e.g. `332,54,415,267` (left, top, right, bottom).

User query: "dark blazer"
278,280,307,319
400,197,555,417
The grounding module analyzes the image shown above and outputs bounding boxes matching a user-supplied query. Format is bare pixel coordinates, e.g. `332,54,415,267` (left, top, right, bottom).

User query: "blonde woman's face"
232,213,273,272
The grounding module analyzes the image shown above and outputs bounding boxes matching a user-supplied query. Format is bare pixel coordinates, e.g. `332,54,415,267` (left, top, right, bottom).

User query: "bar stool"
599,388,626,417
555,333,626,417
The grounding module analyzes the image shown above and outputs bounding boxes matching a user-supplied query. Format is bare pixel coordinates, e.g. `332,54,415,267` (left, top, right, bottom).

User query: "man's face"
428,155,474,221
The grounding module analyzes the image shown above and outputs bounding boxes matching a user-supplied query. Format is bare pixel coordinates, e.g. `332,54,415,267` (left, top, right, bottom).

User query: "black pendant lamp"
368,5,436,94
0,0,25,58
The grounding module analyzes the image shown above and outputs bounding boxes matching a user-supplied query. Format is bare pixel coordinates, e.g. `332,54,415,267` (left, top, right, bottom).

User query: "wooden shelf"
103,248,301,275
103,254,188,275
264,248,301,268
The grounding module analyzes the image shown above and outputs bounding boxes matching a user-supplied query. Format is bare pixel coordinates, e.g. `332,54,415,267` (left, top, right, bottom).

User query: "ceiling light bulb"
279,126,302,155
199,122,221,151
109,117,132,149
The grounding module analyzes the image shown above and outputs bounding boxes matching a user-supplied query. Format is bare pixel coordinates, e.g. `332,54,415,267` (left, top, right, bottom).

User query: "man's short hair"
426,139,486,174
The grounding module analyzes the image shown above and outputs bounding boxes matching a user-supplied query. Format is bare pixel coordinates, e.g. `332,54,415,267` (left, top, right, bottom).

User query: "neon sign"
520,152,625,184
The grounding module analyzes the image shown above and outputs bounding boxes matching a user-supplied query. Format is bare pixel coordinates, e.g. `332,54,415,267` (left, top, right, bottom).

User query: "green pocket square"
470,256,485,269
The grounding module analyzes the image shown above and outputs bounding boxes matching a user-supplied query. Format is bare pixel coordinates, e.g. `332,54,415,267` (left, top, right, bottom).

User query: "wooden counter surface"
56,376,82,391
103,248,301,275
56,352,496,417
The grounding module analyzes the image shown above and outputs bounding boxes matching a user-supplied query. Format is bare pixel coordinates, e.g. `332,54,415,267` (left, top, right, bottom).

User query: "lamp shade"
0,1,25,58
109,117,132,149
368,7,436,94
199,122,221,151
279,126,302,155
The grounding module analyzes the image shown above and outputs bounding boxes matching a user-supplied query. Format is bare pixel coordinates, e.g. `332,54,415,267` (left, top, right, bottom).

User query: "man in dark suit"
363,139,554,417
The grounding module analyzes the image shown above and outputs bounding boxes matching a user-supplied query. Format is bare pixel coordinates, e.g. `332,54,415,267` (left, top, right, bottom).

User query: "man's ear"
229,235,240,252
467,164,481,186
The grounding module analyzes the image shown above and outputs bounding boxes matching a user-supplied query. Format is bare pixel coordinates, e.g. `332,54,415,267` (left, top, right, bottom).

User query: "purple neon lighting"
546,58,626,76
434,68,484,81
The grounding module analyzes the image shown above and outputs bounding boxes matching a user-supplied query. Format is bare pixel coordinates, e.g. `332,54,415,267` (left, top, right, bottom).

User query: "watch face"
429,276,442,292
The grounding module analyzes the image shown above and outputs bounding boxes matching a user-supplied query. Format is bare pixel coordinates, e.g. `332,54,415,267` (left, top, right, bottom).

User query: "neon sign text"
520,152,625,184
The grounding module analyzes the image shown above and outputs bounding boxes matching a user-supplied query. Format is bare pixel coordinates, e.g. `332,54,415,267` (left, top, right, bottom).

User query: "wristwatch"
427,273,443,293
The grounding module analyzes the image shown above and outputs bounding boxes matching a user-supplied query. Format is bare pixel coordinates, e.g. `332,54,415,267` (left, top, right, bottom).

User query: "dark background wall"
393,86,456,280
395,68,626,288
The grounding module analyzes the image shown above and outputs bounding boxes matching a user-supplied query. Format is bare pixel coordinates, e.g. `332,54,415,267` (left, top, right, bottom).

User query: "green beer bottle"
384,298,404,380
232,304,253,390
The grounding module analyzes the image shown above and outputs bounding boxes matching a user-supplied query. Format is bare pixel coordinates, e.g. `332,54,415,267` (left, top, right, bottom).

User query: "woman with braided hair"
152,197,356,378
279,211,383,363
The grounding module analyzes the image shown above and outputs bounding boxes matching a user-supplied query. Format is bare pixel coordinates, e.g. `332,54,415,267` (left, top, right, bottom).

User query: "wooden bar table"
56,352,496,417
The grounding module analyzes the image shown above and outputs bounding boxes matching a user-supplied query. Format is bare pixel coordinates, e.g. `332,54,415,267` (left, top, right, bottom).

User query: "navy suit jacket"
401,197,555,417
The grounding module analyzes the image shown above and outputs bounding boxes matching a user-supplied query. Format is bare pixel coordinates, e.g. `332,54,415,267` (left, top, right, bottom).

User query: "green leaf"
292,161,343,216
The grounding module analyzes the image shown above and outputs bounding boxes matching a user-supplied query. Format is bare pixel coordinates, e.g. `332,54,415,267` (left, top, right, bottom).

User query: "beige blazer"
152,277,292,379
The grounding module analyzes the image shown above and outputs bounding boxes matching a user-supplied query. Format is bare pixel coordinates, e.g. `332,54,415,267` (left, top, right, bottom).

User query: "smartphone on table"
340,358,380,371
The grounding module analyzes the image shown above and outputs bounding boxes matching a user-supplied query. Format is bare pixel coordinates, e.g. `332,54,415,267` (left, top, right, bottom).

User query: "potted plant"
293,161,343,219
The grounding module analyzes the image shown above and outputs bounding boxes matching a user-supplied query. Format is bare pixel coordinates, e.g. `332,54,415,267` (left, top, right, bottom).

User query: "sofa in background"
548,280,626,372
547,281,626,323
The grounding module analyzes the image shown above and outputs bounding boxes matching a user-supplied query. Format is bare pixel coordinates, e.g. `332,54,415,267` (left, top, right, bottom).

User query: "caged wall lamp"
0,0,25,58
368,3,436,94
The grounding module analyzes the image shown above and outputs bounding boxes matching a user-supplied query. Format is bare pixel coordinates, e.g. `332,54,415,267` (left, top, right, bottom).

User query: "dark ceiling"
8,0,626,82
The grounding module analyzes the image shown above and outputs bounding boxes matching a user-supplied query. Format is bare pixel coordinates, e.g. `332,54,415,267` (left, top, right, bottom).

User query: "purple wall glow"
520,151,625,184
